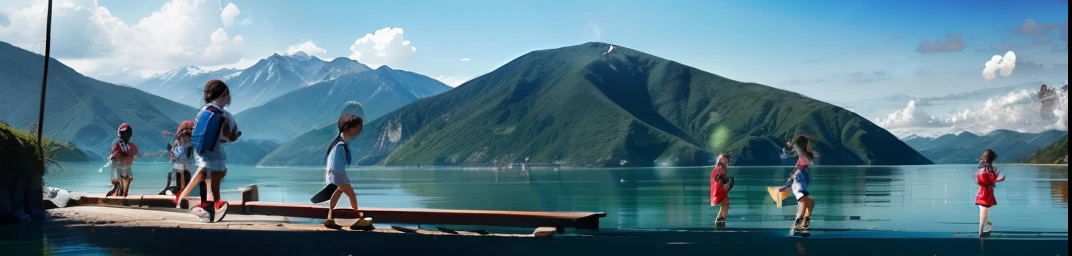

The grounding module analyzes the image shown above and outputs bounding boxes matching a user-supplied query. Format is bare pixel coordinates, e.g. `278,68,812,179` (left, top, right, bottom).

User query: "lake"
3,163,1068,255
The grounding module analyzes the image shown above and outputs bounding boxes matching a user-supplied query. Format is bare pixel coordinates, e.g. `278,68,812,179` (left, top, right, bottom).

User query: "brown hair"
984,149,998,163
793,134,815,160
203,79,230,104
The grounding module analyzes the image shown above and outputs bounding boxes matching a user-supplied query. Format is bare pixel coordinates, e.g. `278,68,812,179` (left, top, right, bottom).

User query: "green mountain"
234,66,451,141
0,41,198,158
907,130,1067,164
1021,135,1068,164
262,42,931,167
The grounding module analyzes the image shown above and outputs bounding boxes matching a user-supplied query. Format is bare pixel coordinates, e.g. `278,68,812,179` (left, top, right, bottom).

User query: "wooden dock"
61,185,605,231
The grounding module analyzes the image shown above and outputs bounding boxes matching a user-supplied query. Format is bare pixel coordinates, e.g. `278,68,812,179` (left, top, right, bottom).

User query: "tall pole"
37,0,52,161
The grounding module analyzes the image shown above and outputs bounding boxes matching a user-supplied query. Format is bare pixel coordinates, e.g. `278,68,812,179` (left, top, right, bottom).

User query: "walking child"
107,123,139,197
975,149,1005,237
159,121,195,196
710,153,734,226
779,134,816,231
174,79,241,223
322,113,371,230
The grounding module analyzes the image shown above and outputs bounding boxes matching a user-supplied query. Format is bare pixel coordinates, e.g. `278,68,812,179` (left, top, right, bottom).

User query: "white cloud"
283,40,328,59
877,89,1068,137
460,58,471,62
874,100,946,129
434,75,470,87
220,2,240,27
348,27,416,69
0,0,247,82
982,51,1016,80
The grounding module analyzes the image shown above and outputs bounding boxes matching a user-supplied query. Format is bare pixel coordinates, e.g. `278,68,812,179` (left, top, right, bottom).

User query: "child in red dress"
975,149,1005,237
709,154,734,225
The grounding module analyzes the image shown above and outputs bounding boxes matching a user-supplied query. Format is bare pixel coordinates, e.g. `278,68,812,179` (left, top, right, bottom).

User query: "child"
174,79,241,223
779,134,816,231
159,121,195,196
975,149,1005,237
323,113,369,230
107,123,139,197
710,153,734,225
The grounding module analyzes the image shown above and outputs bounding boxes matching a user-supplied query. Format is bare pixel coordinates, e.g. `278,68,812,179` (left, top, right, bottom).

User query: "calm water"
4,163,1068,255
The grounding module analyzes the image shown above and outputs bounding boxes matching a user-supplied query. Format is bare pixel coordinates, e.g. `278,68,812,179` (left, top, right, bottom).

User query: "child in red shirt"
107,123,139,197
975,149,1005,237
710,154,734,226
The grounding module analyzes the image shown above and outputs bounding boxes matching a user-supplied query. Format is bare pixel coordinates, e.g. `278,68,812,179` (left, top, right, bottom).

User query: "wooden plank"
67,195,604,230
241,201,603,230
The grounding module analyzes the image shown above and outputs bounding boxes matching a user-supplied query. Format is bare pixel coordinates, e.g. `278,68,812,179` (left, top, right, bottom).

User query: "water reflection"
41,163,1068,232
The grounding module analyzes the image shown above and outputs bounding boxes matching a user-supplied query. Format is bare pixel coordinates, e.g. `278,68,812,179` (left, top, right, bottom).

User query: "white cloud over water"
982,51,1017,80
877,89,1068,137
0,0,249,83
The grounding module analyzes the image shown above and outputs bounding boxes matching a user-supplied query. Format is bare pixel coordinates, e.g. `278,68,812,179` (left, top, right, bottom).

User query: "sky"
0,0,1067,104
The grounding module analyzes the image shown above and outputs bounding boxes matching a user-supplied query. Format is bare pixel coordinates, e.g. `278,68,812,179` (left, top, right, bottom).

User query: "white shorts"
326,170,351,185
113,163,133,179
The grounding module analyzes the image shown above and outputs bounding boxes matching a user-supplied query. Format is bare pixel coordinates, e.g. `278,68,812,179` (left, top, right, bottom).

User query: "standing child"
322,113,371,230
174,79,241,223
779,134,816,231
975,149,1005,237
107,123,139,197
710,153,734,226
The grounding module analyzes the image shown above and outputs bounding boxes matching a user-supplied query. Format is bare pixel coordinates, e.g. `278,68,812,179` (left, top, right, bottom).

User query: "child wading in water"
159,121,196,196
975,149,1005,237
323,113,371,230
107,123,140,197
780,134,816,231
710,153,734,226
175,80,241,223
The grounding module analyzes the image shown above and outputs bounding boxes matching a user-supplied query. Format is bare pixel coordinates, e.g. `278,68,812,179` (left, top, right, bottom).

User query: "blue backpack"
191,105,226,154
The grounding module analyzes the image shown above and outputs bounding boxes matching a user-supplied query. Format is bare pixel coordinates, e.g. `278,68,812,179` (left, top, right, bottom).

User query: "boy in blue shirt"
322,113,370,230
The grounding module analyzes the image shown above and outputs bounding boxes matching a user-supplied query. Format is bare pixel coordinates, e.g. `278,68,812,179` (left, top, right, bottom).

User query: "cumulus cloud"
284,40,328,59
348,27,417,69
875,100,946,129
0,0,247,82
221,3,240,27
460,58,471,62
982,51,1016,80
917,33,966,53
877,89,1069,136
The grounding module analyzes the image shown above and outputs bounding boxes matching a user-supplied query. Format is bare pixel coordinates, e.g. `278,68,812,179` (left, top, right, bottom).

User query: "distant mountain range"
0,41,196,159
135,52,372,112
262,42,932,167
234,66,451,141
904,130,1067,164
1021,135,1068,164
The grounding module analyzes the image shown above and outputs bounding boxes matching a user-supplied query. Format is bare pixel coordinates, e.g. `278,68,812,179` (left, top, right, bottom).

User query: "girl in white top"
174,79,241,223
779,134,817,231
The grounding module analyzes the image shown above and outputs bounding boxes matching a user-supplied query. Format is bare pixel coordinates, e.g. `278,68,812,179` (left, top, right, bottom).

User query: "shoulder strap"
326,136,352,165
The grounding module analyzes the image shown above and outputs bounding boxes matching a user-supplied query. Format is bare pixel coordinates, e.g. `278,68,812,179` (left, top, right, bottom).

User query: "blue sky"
0,0,1067,102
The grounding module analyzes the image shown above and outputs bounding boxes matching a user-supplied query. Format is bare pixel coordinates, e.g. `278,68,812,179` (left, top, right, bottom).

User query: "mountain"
135,52,372,112
0,41,199,159
905,129,1067,164
222,139,281,165
1021,135,1068,164
234,66,452,141
262,42,932,167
